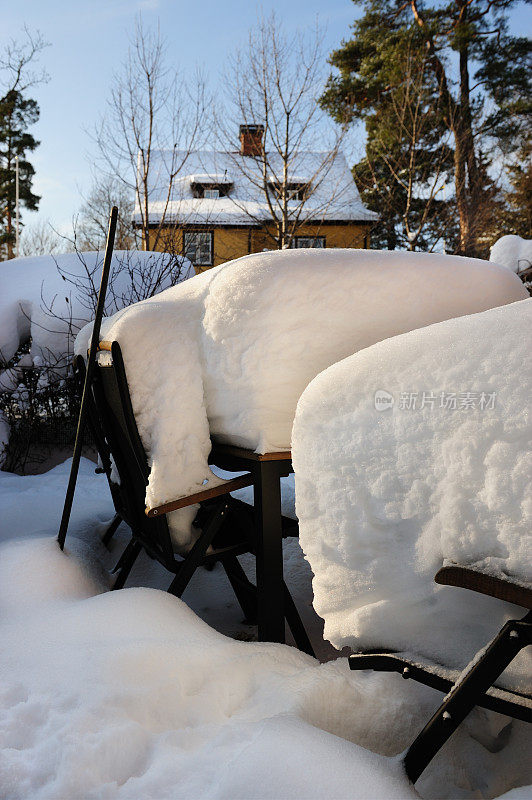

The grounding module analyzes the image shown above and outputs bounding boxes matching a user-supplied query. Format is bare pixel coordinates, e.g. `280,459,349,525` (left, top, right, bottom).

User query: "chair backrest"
78,341,176,568
73,354,120,507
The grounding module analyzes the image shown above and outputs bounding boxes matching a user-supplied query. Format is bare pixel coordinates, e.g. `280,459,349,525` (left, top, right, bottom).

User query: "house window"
191,183,231,198
184,231,213,266
268,182,310,202
292,236,326,248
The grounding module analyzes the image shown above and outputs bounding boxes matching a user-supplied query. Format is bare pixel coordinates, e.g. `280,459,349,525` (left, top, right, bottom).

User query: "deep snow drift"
292,298,531,690
0,460,529,799
0,529,529,797
75,248,527,548
0,250,193,366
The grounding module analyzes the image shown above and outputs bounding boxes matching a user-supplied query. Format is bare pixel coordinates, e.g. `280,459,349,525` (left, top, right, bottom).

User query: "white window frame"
204,189,220,199
184,231,213,266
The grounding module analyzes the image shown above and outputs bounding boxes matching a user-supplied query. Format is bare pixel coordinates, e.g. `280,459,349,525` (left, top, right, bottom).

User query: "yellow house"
134,126,378,273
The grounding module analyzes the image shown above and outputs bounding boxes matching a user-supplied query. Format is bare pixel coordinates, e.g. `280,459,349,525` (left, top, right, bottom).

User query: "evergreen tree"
321,0,531,257
0,89,40,259
500,143,532,238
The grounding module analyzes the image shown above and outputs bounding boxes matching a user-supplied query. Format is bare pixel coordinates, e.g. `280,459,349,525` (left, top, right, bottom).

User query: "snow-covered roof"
133,149,378,226
185,173,234,185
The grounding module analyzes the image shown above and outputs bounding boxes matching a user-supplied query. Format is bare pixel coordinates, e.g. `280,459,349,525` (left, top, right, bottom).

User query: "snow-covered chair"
74,342,313,652
348,564,531,783
75,344,257,597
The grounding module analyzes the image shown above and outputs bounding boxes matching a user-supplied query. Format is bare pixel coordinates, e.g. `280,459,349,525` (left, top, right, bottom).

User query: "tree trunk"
6,207,13,259
457,40,482,256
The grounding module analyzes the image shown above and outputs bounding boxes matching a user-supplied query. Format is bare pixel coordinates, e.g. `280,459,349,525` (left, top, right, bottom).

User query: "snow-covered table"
76,248,527,646
293,298,531,685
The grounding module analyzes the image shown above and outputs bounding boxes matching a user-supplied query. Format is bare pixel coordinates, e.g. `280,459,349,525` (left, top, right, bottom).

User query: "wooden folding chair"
74,341,314,654
348,563,531,783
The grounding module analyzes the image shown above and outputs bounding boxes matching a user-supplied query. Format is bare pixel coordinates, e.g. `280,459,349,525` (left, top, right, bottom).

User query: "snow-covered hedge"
292,298,531,690
0,250,193,368
0,250,193,468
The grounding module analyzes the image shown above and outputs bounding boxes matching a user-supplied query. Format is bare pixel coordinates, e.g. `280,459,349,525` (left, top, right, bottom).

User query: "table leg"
254,460,285,643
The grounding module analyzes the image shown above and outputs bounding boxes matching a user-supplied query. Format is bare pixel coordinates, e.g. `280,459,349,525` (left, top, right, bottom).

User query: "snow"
292,298,532,692
490,235,532,275
186,172,234,184
0,460,530,799
133,149,379,225
77,248,527,548
0,250,193,367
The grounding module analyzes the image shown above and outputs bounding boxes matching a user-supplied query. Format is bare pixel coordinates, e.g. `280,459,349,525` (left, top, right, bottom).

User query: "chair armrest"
435,564,532,610
145,474,254,517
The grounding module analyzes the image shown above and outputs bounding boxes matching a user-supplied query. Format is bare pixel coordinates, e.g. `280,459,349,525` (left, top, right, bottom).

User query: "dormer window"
188,174,233,199
268,181,311,202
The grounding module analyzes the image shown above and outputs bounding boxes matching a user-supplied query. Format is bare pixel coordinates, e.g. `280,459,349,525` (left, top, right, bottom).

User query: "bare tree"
20,219,67,257
92,18,208,252
216,14,350,249
0,26,49,95
75,176,136,251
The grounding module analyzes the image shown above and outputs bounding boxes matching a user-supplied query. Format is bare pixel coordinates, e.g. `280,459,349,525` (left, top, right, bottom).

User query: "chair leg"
110,539,142,590
167,501,229,598
101,513,122,547
283,582,316,658
404,611,532,784
222,555,258,623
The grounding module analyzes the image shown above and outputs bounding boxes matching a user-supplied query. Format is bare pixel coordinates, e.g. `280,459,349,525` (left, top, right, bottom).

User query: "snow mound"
490,235,532,275
0,250,193,367
292,298,532,689
1,532,529,800
78,248,527,548
0,537,417,800
0,462,529,799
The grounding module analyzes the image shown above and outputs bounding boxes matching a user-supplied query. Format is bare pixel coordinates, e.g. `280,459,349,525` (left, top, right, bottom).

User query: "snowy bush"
0,250,193,470
490,235,532,280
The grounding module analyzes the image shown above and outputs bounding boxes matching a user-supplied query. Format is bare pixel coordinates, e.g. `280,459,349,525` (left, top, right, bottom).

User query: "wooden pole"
57,206,118,550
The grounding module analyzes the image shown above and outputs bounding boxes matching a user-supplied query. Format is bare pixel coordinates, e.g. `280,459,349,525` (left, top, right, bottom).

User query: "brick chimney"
239,124,264,156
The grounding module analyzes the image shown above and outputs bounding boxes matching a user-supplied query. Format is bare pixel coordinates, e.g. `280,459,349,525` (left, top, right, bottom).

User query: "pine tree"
500,144,532,238
0,89,40,259
321,0,531,257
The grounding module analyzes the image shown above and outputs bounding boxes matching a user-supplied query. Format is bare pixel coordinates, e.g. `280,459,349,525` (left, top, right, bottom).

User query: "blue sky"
2,0,531,237
2,0,359,236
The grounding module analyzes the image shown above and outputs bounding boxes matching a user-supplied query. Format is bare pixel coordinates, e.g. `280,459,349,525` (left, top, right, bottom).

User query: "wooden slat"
98,340,113,352
145,473,254,517
211,443,292,462
435,565,532,610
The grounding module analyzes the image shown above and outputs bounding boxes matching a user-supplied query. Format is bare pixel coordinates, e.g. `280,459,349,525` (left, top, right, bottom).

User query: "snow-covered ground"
76,248,527,549
0,460,530,799
293,299,532,692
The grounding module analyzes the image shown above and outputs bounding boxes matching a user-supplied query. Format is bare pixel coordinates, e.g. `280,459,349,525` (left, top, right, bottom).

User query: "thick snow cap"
82,248,527,549
292,298,531,690
490,234,532,275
